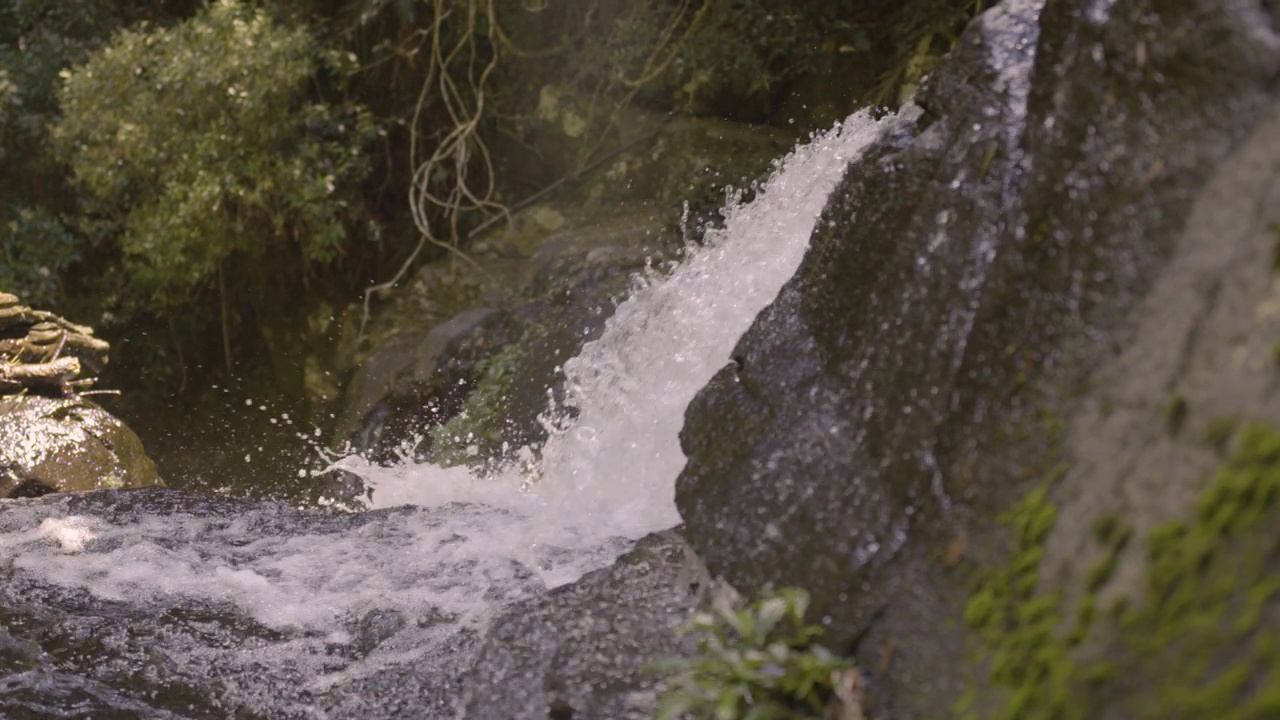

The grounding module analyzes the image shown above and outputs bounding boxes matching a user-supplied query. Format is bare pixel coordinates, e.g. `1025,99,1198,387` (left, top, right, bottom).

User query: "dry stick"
359,0,502,342
0,356,81,393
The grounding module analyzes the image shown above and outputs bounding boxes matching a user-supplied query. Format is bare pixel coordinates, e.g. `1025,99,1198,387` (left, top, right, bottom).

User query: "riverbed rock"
0,394,163,497
676,0,1280,716
0,293,162,497
457,530,704,720
0,488,698,719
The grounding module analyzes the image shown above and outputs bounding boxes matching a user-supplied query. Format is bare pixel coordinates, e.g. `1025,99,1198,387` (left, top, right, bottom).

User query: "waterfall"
0,110,891,716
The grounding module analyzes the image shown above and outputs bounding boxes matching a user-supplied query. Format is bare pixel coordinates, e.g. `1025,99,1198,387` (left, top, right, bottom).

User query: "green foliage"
867,0,985,105
0,206,81,307
656,587,856,720
429,342,525,467
1202,416,1239,455
964,422,1280,720
0,0,162,309
657,2,866,114
1165,395,1190,436
54,0,375,307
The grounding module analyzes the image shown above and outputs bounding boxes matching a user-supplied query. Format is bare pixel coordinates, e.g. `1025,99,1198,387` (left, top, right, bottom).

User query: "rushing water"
0,111,891,717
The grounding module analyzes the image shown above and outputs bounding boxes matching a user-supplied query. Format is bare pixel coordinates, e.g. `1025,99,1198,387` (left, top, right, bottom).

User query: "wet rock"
335,307,508,454
0,489,477,719
0,488,698,719
337,223,670,466
676,0,1280,715
0,394,163,497
458,531,704,720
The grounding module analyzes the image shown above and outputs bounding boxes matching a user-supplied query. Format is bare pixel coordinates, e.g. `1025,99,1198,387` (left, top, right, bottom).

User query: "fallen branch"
0,356,83,394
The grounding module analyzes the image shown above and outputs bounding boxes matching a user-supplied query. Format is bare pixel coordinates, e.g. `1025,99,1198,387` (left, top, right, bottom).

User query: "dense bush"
1,0,983,397
0,0,180,308
54,0,376,310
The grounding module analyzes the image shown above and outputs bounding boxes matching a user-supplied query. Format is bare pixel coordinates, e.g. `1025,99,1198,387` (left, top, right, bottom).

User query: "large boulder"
0,292,163,497
676,0,1280,715
0,394,163,497
457,531,705,720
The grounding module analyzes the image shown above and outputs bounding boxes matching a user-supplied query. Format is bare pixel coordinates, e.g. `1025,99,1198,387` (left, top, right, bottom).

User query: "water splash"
348,111,891,543
0,110,891,714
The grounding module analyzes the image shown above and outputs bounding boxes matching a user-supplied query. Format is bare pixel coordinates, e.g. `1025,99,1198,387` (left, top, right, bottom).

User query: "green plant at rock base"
962,422,1280,720
1164,395,1190,436
655,587,860,720
1202,415,1239,456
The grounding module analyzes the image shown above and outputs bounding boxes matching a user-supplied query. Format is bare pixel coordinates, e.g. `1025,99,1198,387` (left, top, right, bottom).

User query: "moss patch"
428,342,526,467
963,421,1280,719
1165,395,1190,436
1202,416,1239,456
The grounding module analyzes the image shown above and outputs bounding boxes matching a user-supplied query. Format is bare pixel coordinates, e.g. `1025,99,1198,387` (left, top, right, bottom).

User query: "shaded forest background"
0,0,979,417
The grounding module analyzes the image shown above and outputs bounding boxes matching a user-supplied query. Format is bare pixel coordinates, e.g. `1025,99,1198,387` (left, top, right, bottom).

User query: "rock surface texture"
0,292,162,497
0,395,161,497
676,0,1280,715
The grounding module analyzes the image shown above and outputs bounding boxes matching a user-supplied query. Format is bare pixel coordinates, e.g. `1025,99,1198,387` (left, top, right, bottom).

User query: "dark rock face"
457,531,704,720
339,242,663,466
676,0,1280,714
0,395,163,497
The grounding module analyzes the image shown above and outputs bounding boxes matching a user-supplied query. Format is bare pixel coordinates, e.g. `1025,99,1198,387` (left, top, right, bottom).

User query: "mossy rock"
0,395,163,497
965,422,1280,720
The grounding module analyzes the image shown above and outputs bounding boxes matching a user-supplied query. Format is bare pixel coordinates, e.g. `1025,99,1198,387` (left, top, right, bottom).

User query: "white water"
0,111,890,710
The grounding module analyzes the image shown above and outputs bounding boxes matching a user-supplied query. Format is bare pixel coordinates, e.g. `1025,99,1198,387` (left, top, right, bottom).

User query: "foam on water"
346,110,890,541
0,111,891,708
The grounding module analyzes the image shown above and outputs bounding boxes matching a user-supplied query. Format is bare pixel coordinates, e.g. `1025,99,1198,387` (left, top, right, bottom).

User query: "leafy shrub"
53,0,376,308
0,206,80,307
657,587,860,720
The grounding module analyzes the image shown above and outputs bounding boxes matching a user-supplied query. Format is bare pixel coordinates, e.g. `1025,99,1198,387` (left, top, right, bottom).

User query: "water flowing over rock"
677,0,1280,714
6,0,1280,716
0,111,882,717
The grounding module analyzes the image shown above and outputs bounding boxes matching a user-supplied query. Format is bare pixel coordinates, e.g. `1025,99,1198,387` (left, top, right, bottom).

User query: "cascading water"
0,111,891,718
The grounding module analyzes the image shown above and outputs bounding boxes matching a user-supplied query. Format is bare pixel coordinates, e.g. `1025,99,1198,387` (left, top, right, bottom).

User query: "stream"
0,110,893,719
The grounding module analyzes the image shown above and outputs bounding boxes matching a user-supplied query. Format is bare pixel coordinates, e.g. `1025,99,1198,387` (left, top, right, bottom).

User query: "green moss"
1084,552,1118,593
1098,397,1115,419
963,421,1280,720
1165,395,1190,436
1202,416,1239,456
1270,223,1280,272
428,342,526,467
